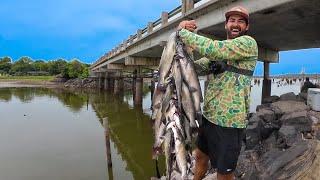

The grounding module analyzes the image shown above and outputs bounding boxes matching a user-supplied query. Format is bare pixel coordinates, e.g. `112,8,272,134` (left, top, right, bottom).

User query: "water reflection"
0,79,306,180
0,87,160,180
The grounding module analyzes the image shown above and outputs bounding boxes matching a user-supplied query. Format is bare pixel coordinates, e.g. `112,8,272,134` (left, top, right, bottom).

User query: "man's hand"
178,20,197,32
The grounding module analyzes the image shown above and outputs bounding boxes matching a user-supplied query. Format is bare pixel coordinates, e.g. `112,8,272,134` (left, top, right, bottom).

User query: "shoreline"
0,80,61,88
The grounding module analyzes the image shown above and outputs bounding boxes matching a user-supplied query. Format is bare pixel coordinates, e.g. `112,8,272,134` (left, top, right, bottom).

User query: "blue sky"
0,0,319,75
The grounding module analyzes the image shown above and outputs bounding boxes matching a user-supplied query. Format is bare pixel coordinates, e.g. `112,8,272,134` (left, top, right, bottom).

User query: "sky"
0,0,319,75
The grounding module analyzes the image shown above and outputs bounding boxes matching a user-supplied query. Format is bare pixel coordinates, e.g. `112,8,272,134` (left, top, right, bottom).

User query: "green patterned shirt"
178,29,258,128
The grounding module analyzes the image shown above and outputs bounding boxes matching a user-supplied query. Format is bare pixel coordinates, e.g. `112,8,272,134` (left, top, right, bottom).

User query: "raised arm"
178,29,258,61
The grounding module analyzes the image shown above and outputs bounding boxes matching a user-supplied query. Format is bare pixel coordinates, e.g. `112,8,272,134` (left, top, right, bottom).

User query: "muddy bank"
0,80,60,88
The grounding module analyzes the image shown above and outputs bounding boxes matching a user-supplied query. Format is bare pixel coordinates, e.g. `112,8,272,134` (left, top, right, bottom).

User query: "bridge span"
90,0,320,102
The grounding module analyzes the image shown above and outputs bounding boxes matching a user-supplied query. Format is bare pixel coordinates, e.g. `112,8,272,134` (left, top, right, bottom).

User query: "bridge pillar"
262,62,271,103
259,47,278,103
104,73,108,90
134,77,143,106
114,72,124,94
98,73,103,89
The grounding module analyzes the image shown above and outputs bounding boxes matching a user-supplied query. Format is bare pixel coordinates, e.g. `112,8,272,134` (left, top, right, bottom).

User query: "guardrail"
91,0,206,69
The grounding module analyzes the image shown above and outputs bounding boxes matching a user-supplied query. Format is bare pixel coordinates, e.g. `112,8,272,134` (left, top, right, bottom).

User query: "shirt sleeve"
193,57,211,76
178,29,258,61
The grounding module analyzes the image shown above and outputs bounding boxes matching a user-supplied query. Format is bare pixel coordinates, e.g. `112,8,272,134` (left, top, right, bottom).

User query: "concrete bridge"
90,0,320,102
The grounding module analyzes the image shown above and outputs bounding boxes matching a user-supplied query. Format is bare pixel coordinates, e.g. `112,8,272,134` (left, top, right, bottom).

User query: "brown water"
0,79,305,180
0,87,161,180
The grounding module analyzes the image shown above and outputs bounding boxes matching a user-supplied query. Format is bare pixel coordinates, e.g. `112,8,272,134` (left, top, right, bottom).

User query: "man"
177,6,258,180
301,77,318,93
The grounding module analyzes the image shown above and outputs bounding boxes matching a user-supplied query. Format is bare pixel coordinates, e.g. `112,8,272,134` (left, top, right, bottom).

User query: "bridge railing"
91,0,208,69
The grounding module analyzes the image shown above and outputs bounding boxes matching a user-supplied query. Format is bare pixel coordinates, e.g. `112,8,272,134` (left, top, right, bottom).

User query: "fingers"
178,20,197,32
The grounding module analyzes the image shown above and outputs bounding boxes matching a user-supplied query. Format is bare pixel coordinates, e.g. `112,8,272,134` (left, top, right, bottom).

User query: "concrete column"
114,72,123,94
161,11,168,26
137,29,142,40
132,69,137,100
98,74,102,89
147,22,153,34
182,0,194,15
104,73,108,90
134,77,143,106
262,62,271,103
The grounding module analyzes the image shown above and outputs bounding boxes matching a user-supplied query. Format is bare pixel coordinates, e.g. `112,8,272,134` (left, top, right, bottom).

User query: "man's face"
225,14,249,39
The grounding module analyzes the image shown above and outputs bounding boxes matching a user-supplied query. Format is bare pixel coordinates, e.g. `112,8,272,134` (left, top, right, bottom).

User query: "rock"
256,103,271,112
258,119,279,140
260,132,279,153
235,150,259,180
298,92,308,102
257,141,309,179
271,101,309,115
245,120,261,150
278,125,299,147
262,95,280,104
256,108,276,123
272,140,320,180
279,92,298,101
280,110,312,133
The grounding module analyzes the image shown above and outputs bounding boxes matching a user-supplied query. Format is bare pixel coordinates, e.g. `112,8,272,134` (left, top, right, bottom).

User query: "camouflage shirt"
178,29,258,128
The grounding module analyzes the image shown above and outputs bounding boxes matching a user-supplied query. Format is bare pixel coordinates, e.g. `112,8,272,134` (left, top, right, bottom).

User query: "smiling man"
177,6,258,180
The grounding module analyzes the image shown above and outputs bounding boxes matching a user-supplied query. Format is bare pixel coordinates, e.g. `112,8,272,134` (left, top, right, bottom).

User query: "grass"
0,75,55,82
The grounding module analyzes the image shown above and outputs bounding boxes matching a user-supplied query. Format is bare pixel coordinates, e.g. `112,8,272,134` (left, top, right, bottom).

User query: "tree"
33,60,49,72
0,56,12,74
10,56,34,75
48,59,68,75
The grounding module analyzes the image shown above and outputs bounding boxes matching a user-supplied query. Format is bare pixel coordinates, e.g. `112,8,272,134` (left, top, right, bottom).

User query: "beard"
226,28,247,39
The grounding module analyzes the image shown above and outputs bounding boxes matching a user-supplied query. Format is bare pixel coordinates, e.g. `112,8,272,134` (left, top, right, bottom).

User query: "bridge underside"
92,0,320,73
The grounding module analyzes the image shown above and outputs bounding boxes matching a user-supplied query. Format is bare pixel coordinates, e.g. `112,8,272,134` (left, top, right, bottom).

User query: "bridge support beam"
259,47,279,103
134,77,143,106
114,72,124,94
104,73,109,90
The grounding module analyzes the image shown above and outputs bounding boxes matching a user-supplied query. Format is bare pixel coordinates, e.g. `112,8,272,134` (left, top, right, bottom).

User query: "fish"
181,81,197,128
158,33,176,91
167,120,187,179
164,129,174,180
152,32,204,179
172,59,182,110
176,38,203,125
152,122,166,159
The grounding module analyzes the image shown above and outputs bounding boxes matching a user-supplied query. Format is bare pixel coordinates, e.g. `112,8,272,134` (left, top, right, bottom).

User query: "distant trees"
0,57,12,74
0,56,90,79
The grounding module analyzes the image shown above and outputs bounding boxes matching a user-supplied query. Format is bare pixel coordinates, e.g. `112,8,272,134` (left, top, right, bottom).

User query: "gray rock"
257,141,309,179
279,92,298,101
258,119,279,140
280,110,312,132
271,101,309,115
262,95,279,104
278,125,299,147
256,109,276,123
245,121,261,150
256,103,271,112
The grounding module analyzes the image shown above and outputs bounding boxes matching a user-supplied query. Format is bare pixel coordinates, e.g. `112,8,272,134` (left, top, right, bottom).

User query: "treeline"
0,56,90,78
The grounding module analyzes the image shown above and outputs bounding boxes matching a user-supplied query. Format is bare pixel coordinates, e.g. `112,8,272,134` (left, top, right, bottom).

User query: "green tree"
33,60,49,72
0,56,12,74
10,56,34,75
48,59,68,75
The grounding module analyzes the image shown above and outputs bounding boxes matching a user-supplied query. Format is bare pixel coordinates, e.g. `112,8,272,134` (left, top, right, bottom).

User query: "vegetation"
0,56,90,79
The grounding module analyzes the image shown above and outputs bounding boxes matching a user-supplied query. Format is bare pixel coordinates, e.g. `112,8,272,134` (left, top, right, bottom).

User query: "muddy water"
0,87,161,180
0,79,303,180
